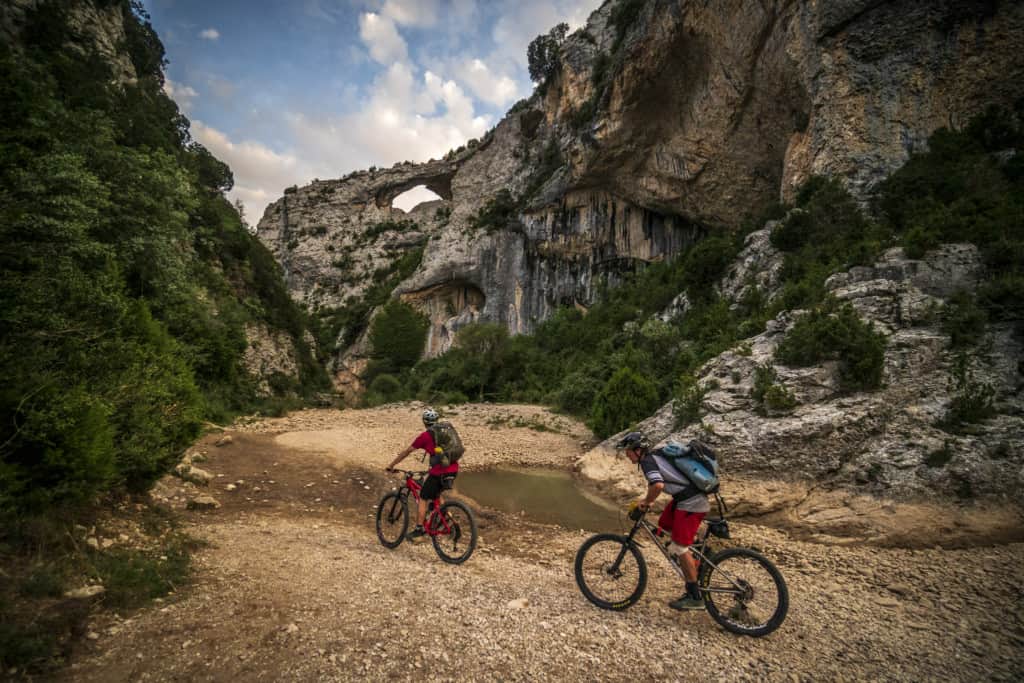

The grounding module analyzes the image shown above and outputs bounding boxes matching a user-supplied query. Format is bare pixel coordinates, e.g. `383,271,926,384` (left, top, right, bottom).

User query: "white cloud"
163,79,198,113
381,0,439,27
199,28,220,40
185,0,605,225
191,64,491,224
358,12,408,64
455,58,521,107
191,120,314,224
491,0,598,68
205,74,237,100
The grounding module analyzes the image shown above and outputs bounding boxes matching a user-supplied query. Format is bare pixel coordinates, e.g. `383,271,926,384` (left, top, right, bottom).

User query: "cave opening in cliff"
391,185,445,212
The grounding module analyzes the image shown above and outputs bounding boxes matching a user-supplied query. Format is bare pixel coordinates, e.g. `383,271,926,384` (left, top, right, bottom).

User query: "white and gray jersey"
640,453,710,513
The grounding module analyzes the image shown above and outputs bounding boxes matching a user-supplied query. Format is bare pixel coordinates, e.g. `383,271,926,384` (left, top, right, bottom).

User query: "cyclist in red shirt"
386,408,459,539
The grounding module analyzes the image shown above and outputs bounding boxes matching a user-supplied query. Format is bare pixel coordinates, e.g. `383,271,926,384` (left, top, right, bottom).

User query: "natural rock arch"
391,185,445,212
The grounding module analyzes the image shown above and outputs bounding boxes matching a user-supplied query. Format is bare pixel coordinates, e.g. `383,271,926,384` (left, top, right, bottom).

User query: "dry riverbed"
60,405,1024,682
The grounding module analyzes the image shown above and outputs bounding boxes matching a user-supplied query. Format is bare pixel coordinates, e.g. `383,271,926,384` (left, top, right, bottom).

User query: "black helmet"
615,431,649,451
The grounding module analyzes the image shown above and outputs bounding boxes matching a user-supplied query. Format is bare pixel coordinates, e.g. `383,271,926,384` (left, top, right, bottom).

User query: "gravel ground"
59,406,1024,682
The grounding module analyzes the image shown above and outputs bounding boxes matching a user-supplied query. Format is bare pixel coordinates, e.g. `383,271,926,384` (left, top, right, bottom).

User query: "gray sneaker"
406,526,425,540
668,595,706,611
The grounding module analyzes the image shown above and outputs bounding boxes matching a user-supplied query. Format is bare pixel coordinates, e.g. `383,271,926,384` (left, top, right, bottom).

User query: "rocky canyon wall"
257,0,1024,381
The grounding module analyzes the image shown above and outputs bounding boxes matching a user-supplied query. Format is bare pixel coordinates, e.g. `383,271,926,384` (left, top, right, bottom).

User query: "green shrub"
942,356,996,430
942,291,988,348
977,272,1024,321
91,541,192,609
764,384,799,413
18,566,64,599
672,373,705,428
775,302,887,392
363,219,416,242
364,373,405,406
523,138,563,200
751,363,798,415
902,223,940,259
925,441,955,468
553,370,604,415
590,367,660,439
368,300,429,375
471,190,520,233
680,235,738,300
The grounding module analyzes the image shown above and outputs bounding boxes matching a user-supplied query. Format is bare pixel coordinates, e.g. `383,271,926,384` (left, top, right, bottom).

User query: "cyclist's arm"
638,482,664,510
386,445,416,470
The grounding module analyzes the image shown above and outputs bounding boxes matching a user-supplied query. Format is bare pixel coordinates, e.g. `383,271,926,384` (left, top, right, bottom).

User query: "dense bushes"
590,367,661,438
770,176,887,311
0,2,325,516
775,302,887,392
367,301,430,379
877,102,1024,324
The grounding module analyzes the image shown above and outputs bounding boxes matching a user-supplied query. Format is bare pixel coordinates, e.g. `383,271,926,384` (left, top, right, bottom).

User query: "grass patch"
0,503,199,674
90,538,195,609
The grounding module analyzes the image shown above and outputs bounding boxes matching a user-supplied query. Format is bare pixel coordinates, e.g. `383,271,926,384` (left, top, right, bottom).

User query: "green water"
456,468,620,532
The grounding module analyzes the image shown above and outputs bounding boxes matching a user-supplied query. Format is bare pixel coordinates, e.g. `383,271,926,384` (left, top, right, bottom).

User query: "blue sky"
145,0,603,223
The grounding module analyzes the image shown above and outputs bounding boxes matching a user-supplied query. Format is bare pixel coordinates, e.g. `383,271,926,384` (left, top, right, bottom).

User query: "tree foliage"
527,22,569,85
590,367,661,439
0,2,325,516
368,301,430,376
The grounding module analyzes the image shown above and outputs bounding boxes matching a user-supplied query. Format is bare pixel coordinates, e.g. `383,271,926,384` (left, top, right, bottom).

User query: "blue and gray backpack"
660,440,720,494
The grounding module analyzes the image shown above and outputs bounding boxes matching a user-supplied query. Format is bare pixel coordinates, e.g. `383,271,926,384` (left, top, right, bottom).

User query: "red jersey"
411,430,459,476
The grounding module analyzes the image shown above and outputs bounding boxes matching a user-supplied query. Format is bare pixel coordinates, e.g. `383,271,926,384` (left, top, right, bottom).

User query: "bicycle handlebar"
386,468,430,478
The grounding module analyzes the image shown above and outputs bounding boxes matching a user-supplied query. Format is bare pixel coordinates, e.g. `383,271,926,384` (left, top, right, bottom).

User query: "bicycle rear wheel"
574,534,647,611
700,547,788,637
430,501,477,564
376,492,409,548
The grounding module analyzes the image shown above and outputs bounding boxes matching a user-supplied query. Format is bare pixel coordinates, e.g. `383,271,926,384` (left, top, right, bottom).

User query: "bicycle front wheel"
376,492,409,548
700,547,789,637
574,534,647,611
430,501,478,564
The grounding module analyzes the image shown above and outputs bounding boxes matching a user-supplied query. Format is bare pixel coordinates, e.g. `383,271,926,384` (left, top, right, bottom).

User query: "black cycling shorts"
421,473,456,500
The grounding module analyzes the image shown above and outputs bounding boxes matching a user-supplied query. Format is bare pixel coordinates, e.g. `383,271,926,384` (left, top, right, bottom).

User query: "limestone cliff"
578,231,1023,502
258,0,1023,379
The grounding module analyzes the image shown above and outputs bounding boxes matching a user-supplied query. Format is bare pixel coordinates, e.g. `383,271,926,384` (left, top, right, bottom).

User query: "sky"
145,0,604,226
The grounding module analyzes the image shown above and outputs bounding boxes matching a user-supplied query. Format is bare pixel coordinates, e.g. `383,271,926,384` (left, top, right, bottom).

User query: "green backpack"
430,421,465,466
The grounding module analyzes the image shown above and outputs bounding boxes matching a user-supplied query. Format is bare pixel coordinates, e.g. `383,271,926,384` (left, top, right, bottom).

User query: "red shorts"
658,505,706,546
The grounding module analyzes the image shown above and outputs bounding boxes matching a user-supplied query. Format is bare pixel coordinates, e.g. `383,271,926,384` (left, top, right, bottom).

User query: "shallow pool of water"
456,468,620,532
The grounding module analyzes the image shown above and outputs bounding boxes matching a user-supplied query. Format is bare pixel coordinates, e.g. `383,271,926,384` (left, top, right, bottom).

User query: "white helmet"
422,407,439,427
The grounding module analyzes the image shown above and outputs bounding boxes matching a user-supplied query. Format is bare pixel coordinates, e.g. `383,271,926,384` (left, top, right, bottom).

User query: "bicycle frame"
395,471,453,537
619,500,750,598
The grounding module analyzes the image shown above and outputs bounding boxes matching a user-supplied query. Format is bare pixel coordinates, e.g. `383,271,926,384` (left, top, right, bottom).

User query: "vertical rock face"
257,0,1024,373
1,0,139,85
579,237,1024,501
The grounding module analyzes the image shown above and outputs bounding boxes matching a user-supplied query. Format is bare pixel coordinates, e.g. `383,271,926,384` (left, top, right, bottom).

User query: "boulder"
64,585,105,599
187,494,221,510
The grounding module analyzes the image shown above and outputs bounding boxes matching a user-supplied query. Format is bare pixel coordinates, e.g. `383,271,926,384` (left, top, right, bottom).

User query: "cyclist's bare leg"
416,497,429,528
668,543,698,582
678,549,698,583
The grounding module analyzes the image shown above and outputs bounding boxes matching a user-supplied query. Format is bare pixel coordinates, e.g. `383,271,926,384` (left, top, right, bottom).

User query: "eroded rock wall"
578,235,1024,502
257,0,1024,386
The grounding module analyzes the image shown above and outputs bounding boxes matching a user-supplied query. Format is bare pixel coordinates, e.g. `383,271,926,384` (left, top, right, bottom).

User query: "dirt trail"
61,406,1024,682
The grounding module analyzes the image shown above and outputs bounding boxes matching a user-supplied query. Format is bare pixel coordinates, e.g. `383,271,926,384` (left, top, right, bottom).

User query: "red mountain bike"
376,469,478,564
